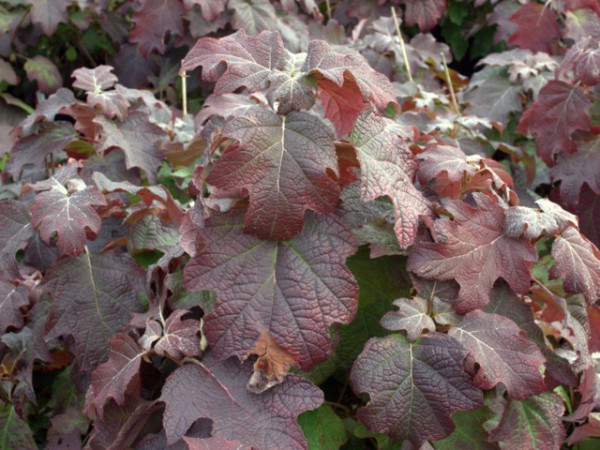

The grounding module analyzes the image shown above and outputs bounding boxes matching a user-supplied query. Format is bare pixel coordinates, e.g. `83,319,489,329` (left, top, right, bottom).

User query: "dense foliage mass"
0,0,599,448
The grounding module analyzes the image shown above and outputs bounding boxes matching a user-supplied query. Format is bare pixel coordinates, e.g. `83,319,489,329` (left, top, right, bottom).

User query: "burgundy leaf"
463,76,522,125
94,111,168,183
154,309,201,360
407,194,538,314
160,354,323,447
44,251,146,373
318,77,367,137
183,211,358,370
448,310,546,399
182,0,226,20
10,122,78,179
568,412,600,445
379,297,435,341
518,80,591,166
208,105,339,241
0,200,33,270
87,334,145,418
17,88,76,135
228,0,277,35
349,110,430,248
550,227,600,305
559,37,600,86
0,281,28,333
552,136,600,208
504,198,578,240
31,178,107,256
131,0,185,55
401,0,446,32
304,40,396,112
350,333,482,447
508,3,561,53
489,393,565,449
24,0,69,36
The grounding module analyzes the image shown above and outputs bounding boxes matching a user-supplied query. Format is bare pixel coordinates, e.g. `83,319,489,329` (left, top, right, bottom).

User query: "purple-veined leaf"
208,105,339,241
72,66,129,120
407,194,537,314
448,310,546,399
349,110,430,248
17,88,76,135
160,353,323,447
183,211,358,370
0,200,33,271
508,2,561,53
350,333,482,447
44,251,146,373
154,309,201,360
24,0,69,36
228,0,277,35
0,281,28,333
400,0,446,32
183,436,245,450
504,198,578,240
463,76,522,125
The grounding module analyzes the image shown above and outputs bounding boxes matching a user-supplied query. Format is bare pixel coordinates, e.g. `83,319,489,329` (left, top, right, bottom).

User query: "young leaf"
379,297,435,342
550,227,600,305
407,194,538,314
208,105,339,241
349,110,430,248
448,310,546,399
350,333,483,447
183,211,358,370
160,354,323,447
72,66,130,120
154,309,201,360
489,393,565,449
31,177,107,256
86,333,146,419
44,251,146,373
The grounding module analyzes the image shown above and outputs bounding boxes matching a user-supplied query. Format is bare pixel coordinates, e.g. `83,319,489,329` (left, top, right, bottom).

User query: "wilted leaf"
184,211,358,370
44,251,146,373
350,333,482,447
407,194,537,314
246,331,295,394
350,110,430,248
160,353,323,447
208,105,339,241
448,310,546,399
550,227,600,305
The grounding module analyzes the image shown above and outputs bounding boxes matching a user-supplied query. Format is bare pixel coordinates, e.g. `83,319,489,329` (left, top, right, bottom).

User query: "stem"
440,52,458,114
325,0,332,19
180,68,188,116
324,400,353,416
391,7,413,82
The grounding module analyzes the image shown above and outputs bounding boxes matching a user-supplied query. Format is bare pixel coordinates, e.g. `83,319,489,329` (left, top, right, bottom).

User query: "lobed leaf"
350,333,482,447
183,211,358,370
160,354,323,447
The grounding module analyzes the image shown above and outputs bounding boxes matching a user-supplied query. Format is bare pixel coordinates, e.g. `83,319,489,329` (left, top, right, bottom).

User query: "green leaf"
448,1,469,25
0,403,36,450
336,247,411,368
441,22,468,61
434,406,496,449
298,404,347,450
24,55,62,94
351,419,402,450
